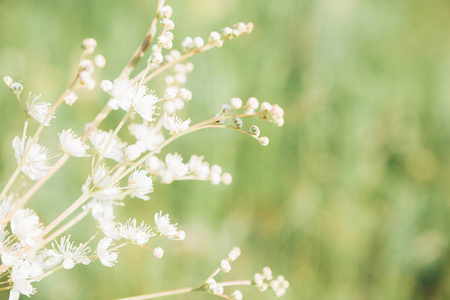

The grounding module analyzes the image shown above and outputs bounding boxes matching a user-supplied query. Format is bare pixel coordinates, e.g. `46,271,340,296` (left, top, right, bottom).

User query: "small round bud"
208,31,221,44
227,247,241,261
260,101,272,112
231,290,243,300
153,247,164,259
275,118,285,127
178,88,192,101
80,59,94,73
176,230,186,241
271,104,284,118
159,5,173,19
64,91,78,106
220,104,231,114
79,70,91,83
220,259,231,273
222,173,232,185
100,80,113,92
230,97,242,109
160,18,175,30
164,87,178,100
259,136,269,146
125,144,142,161
247,97,259,110
82,38,97,54
157,36,172,49
263,267,273,280
173,98,185,110
193,37,204,48
170,50,181,59
258,283,268,292
233,117,243,129
254,273,264,286
185,62,194,73
152,52,164,64
249,125,260,137
3,76,13,87
163,100,176,114
10,82,23,96
94,55,106,68
164,31,174,41
165,75,175,86
215,286,224,295
246,23,254,33
181,37,194,52
235,22,247,33
221,27,233,39
174,73,186,85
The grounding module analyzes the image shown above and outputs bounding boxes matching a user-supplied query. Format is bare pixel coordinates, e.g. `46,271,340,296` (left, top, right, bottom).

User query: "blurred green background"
1,0,450,299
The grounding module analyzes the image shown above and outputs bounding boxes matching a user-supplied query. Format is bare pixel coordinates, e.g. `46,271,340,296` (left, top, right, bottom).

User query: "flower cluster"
0,1,287,299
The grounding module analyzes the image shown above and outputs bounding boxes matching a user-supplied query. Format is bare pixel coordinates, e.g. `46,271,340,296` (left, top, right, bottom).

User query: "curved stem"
116,287,201,300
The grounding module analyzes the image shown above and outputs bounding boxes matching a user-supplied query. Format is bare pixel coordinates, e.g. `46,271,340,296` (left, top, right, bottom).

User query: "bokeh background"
1,0,450,299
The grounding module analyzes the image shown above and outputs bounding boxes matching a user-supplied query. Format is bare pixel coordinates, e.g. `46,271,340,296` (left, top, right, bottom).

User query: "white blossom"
12,137,50,180
153,247,164,258
97,238,118,267
163,114,190,134
129,123,165,152
108,79,134,111
89,129,125,162
188,155,210,180
128,169,153,200
94,55,106,68
118,219,154,245
9,261,36,300
46,236,90,269
64,90,78,106
130,85,158,122
59,129,89,157
11,208,43,248
220,259,231,273
227,247,241,261
154,211,185,241
27,94,54,126
83,165,120,201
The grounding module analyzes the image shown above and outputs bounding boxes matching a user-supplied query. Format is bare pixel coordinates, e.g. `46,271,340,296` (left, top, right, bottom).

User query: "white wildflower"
153,247,164,258
130,85,158,122
97,238,118,267
220,259,231,273
188,155,210,180
227,247,241,261
129,123,165,152
11,208,43,248
231,290,243,300
163,114,190,134
209,164,223,185
9,261,36,300
12,136,50,180
46,236,91,269
89,129,125,162
64,90,78,106
59,129,89,157
83,165,120,201
128,169,153,200
118,219,154,245
161,153,189,183
27,94,54,126
154,211,185,241
10,82,23,96
108,78,134,111
221,172,232,185
0,195,15,223
124,144,143,161
94,55,106,68
100,80,114,92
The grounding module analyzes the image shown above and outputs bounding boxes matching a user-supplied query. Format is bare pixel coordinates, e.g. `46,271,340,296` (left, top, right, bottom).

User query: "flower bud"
222,173,232,185
181,37,194,52
159,5,173,19
3,76,13,87
227,247,241,261
230,97,242,109
233,117,243,129
260,101,272,111
178,88,192,101
160,18,175,30
220,259,231,273
125,144,142,161
231,290,243,300
259,136,269,146
10,82,23,96
82,38,97,54
164,87,178,100
80,59,94,73
220,104,231,114
247,97,259,110
151,52,164,64
64,91,78,106
153,247,164,259
208,31,221,44
94,55,106,68
193,37,204,48
100,80,113,92
249,125,260,137
176,230,186,241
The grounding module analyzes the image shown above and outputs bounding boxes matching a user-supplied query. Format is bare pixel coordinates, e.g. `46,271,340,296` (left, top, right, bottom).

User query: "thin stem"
121,0,165,77
216,280,252,287
41,191,91,237
41,208,91,246
204,267,221,284
116,287,201,300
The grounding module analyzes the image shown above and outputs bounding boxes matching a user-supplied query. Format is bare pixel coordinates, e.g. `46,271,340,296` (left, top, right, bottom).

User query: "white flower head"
128,169,153,201
188,155,210,180
0,195,15,224
118,219,154,245
45,236,91,269
27,94,55,126
64,90,78,106
129,123,165,152
97,238,118,267
83,165,120,201
166,153,189,179
59,129,89,157
9,260,36,300
131,85,158,122
153,247,164,259
108,78,134,111
89,129,126,162
11,208,43,248
12,136,50,180
163,113,190,134
154,211,185,241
